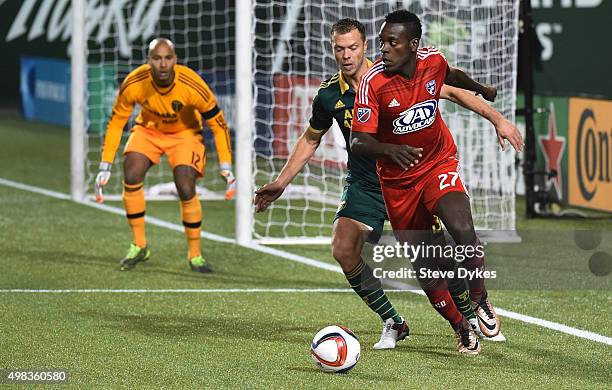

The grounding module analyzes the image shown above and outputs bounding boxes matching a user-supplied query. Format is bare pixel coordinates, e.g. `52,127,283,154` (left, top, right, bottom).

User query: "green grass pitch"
0,115,610,388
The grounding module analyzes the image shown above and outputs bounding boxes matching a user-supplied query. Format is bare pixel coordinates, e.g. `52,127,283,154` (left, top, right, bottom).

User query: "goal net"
76,0,519,243
250,0,519,243
84,0,234,201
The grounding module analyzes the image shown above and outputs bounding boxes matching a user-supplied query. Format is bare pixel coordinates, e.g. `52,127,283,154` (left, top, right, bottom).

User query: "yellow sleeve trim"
307,125,326,134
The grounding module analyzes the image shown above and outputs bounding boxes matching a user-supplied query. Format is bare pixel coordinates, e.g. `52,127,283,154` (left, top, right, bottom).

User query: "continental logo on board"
568,98,612,212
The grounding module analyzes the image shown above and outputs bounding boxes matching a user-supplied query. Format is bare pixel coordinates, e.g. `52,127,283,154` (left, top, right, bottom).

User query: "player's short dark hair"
331,18,366,42
385,10,422,39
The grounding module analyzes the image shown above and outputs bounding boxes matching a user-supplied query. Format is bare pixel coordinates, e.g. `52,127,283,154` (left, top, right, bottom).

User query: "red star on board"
538,102,566,198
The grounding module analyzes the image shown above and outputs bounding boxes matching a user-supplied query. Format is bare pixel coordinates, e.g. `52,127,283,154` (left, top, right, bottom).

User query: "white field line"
0,288,382,293
1,177,610,346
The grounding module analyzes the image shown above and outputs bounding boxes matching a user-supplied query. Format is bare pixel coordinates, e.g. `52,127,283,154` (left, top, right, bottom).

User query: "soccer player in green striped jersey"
254,18,515,348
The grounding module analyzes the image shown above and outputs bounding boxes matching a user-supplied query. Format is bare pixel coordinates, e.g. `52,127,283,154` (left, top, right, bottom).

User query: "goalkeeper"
95,38,235,273
254,19,518,348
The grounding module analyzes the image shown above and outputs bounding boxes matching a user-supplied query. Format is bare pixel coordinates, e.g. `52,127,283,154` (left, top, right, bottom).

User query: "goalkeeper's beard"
153,69,175,87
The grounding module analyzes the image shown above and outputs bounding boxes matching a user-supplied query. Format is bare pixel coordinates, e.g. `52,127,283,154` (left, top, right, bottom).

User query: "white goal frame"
70,0,256,245
71,0,520,246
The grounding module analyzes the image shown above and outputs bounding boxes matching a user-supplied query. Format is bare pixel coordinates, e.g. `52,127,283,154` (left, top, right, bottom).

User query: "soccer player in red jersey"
351,10,523,354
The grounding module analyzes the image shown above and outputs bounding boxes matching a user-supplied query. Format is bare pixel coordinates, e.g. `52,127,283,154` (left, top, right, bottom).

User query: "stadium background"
1,0,610,212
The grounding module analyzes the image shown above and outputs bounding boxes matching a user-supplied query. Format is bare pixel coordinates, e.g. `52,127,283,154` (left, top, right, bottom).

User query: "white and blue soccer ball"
310,325,360,373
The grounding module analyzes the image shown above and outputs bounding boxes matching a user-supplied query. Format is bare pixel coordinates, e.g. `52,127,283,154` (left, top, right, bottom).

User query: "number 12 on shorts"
438,171,459,190
191,151,201,168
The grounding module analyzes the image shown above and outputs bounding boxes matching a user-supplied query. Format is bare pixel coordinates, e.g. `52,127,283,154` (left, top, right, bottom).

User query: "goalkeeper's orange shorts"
123,125,206,177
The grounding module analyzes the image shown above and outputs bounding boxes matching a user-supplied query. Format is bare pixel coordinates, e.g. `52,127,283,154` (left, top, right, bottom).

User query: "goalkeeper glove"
220,163,236,200
94,162,112,203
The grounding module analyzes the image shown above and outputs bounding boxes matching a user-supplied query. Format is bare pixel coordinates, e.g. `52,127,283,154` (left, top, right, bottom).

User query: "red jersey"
352,47,457,185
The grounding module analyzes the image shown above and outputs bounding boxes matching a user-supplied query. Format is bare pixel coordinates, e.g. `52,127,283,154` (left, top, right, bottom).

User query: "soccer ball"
310,325,360,373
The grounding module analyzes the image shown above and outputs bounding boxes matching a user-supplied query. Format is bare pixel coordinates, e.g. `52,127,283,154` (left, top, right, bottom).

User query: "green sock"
345,259,402,324
448,277,476,320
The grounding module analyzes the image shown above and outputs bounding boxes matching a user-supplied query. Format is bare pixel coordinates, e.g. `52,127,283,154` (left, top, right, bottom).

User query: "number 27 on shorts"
438,171,460,190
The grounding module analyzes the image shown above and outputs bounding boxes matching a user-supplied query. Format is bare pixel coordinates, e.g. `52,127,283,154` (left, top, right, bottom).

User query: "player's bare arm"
254,127,325,212
350,132,422,170
440,85,523,152
445,66,497,102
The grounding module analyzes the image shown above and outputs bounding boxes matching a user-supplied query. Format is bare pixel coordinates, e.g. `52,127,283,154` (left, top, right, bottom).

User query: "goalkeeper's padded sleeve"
205,108,233,166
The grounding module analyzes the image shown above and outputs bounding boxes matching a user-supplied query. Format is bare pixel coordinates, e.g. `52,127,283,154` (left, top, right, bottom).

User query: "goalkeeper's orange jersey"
101,63,232,165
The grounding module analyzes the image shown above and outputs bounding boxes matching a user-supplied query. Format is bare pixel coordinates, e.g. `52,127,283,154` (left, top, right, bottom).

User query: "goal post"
70,0,86,202
235,0,254,246
71,0,520,244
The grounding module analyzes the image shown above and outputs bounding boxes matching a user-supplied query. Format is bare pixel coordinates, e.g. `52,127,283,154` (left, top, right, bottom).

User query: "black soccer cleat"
189,255,213,273
119,244,150,271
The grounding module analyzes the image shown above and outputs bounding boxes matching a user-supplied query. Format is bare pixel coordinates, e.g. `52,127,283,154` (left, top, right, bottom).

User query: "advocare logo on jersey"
4,0,165,58
392,99,438,134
